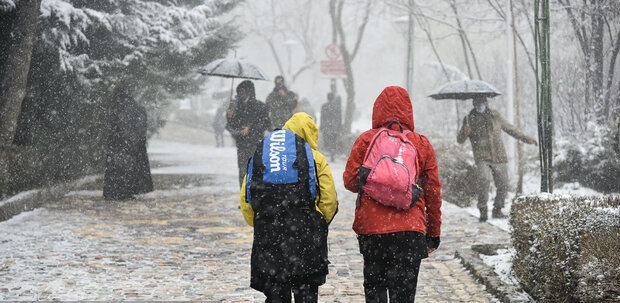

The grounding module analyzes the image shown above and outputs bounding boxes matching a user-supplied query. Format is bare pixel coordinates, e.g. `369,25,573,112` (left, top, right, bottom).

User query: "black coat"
103,94,153,200
320,98,342,136
225,97,271,149
251,208,329,291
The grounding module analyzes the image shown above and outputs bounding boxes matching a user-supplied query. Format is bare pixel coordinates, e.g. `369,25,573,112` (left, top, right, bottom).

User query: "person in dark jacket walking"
240,112,338,303
213,101,228,147
320,92,342,161
265,75,297,129
343,86,442,303
226,80,271,187
457,96,537,221
103,78,154,200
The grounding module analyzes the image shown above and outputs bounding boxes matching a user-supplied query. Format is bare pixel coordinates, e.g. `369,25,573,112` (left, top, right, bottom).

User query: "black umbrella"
428,79,501,100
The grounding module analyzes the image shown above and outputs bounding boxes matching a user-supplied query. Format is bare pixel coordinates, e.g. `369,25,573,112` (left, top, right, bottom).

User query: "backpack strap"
294,134,311,205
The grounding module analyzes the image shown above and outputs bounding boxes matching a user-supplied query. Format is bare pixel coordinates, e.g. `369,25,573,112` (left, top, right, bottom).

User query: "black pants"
363,257,421,303
358,232,427,303
264,284,319,303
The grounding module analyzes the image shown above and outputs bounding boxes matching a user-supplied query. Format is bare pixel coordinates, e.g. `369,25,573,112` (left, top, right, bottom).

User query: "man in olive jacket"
457,97,537,221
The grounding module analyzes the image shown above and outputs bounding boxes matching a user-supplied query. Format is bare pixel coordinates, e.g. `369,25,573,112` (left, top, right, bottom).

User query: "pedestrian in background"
343,86,442,302
294,96,316,121
457,96,537,221
212,100,228,147
265,75,297,129
226,80,271,187
103,77,154,200
320,91,342,161
240,112,338,303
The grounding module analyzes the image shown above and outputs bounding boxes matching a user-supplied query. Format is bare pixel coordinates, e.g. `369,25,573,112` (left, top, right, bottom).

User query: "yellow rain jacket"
239,112,339,226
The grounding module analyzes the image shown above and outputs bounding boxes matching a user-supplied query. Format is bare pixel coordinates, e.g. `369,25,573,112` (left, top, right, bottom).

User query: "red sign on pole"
321,60,346,75
321,44,346,75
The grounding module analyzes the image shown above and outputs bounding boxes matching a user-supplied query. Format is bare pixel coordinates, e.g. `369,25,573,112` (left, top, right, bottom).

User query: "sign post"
320,44,346,76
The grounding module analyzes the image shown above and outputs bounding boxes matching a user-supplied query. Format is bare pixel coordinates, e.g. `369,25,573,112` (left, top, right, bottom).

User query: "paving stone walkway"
0,123,512,302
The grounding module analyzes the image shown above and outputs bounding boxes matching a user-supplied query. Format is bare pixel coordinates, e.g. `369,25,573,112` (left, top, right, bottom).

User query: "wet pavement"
0,123,514,302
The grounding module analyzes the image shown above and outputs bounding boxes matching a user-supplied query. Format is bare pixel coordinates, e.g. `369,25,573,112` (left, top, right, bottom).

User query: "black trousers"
363,257,421,303
263,283,319,303
358,232,427,303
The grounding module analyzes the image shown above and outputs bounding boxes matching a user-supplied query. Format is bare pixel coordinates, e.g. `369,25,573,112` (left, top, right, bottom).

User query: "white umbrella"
199,58,269,81
199,58,269,101
428,79,501,100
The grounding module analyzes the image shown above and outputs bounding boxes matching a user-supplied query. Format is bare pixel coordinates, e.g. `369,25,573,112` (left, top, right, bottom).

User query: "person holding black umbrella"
457,96,537,221
226,80,271,187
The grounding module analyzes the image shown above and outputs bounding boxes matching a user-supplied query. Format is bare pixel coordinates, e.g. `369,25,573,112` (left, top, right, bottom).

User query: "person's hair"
473,96,487,104
236,80,255,98
327,92,334,101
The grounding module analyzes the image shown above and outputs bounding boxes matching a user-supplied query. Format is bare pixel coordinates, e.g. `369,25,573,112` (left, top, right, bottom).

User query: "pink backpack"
358,121,422,210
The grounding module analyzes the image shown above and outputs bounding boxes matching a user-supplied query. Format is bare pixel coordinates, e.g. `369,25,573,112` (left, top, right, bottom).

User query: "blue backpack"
246,129,318,211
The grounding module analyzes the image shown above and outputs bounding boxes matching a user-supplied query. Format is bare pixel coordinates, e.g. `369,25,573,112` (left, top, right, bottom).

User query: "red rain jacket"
343,86,442,237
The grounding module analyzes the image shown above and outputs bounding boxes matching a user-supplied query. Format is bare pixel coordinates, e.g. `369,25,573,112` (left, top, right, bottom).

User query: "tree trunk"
590,0,605,122
0,0,41,194
328,0,371,134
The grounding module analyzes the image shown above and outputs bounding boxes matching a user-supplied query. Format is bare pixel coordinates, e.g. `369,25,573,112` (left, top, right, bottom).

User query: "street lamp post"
283,39,298,81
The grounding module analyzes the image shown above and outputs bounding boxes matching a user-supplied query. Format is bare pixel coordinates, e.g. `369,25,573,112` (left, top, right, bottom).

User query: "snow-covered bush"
555,121,620,193
433,141,477,207
511,194,620,302
576,226,620,302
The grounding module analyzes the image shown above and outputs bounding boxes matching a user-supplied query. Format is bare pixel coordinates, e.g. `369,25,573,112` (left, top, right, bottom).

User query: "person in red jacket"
343,86,442,302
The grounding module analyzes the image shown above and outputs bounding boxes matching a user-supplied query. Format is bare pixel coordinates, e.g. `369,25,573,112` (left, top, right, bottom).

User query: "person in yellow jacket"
240,112,338,303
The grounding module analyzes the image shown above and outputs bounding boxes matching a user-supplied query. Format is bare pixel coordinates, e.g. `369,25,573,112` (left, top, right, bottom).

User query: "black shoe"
492,209,507,219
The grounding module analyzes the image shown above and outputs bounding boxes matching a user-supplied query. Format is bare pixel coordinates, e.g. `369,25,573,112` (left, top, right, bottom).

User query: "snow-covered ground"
0,122,607,300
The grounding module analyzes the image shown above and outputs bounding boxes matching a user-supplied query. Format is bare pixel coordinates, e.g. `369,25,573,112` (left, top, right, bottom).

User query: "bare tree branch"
558,0,589,56
350,0,372,61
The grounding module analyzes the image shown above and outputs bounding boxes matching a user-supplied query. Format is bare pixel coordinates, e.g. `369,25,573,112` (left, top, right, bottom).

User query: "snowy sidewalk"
0,123,517,302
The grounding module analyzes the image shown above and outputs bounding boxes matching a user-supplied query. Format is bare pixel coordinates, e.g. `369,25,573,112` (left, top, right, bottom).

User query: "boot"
492,208,507,219
479,207,488,222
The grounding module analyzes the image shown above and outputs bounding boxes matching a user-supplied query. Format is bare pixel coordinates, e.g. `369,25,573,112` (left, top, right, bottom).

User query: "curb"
0,175,100,222
455,244,533,303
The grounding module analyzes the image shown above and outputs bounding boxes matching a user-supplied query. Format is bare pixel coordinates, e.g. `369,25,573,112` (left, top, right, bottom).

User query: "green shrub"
511,194,620,302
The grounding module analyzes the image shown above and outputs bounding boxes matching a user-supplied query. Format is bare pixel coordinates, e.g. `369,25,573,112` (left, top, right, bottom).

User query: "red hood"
371,86,415,131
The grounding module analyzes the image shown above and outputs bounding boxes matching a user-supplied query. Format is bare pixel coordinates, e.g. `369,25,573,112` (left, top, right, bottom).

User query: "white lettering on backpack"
269,130,287,172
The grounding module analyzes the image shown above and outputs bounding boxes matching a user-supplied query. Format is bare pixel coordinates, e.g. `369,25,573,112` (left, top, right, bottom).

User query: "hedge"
510,194,620,302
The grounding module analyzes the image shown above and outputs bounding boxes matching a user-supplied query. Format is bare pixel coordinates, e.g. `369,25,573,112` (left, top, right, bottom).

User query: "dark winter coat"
457,108,534,163
103,92,153,200
320,96,342,152
225,96,271,150
240,113,339,292
265,86,297,129
320,96,342,135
